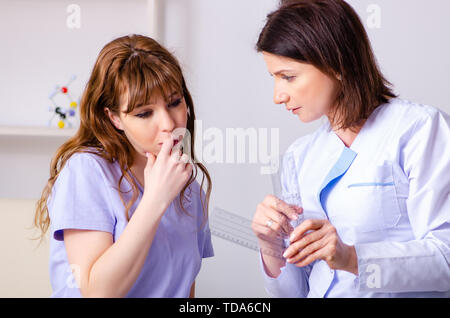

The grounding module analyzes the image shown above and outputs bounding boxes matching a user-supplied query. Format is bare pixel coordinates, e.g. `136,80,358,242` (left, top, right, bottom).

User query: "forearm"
259,249,310,298
261,252,286,278
355,238,450,293
84,197,166,297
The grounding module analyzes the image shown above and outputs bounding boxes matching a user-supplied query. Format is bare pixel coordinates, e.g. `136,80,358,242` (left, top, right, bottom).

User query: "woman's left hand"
283,219,359,275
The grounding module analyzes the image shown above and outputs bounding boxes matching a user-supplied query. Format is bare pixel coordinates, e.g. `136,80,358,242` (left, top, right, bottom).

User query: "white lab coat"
261,98,450,297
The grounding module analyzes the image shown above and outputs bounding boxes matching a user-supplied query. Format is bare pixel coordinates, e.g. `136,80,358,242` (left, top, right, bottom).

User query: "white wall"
0,0,152,199
0,0,152,127
1,0,449,298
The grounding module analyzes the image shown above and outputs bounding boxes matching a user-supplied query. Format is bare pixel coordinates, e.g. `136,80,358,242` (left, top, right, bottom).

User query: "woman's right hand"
142,137,193,212
252,195,303,260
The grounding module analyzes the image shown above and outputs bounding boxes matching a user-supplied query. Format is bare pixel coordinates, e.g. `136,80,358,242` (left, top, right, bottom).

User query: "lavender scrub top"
47,151,214,297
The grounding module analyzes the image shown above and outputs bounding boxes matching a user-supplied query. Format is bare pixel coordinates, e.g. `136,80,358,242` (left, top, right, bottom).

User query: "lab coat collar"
324,101,387,153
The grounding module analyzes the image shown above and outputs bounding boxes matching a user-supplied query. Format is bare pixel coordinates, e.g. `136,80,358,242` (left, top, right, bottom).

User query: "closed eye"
134,97,183,118
135,111,153,119
168,98,183,108
282,75,296,82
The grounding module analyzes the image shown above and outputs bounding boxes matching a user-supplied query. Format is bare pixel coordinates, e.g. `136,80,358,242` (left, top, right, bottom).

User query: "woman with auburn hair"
252,0,450,297
34,34,213,298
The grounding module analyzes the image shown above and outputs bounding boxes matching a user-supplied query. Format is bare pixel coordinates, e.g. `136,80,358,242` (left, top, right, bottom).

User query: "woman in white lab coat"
251,0,450,297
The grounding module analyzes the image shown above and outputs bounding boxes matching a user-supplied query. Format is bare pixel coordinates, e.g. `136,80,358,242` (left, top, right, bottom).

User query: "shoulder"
55,149,121,192
63,149,116,176
385,100,450,178
376,98,449,130
65,149,110,167
376,99,450,171
48,151,119,239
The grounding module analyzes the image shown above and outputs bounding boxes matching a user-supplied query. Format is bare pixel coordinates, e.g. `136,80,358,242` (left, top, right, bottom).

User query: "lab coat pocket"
346,164,401,233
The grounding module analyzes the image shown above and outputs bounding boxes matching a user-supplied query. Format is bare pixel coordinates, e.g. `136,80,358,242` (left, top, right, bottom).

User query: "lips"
288,107,301,114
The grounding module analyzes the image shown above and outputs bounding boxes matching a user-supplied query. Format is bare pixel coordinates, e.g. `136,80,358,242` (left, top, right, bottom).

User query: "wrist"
260,248,286,278
346,245,359,275
140,192,169,217
259,240,286,263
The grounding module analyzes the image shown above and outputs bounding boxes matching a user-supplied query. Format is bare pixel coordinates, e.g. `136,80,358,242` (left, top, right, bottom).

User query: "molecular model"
48,75,79,129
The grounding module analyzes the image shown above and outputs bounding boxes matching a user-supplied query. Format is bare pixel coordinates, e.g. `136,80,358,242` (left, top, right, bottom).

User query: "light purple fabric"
48,150,214,298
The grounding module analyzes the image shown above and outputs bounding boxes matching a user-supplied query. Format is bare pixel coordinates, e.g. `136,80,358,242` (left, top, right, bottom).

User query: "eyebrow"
135,91,179,108
271,69,295,76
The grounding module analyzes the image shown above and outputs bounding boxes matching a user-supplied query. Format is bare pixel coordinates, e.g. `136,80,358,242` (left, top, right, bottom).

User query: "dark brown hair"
256,0,396,130
34,34,212,240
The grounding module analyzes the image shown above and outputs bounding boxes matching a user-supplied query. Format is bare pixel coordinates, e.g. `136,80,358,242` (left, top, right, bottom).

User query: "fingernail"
289,234,295,242
282,250,289,258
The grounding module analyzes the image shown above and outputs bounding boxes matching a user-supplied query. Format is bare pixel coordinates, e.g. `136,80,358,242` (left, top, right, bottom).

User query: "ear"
104,107,124,131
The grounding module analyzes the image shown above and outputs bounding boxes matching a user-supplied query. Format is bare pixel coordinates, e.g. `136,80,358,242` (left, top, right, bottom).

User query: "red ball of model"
61,87,68,94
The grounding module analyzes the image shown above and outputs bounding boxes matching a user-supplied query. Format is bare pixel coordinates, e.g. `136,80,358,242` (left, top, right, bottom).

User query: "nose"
158,109,176,133
273,87,290,105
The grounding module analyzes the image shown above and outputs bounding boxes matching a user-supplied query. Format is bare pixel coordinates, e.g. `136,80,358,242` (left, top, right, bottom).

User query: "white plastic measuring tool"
210,207,284,260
